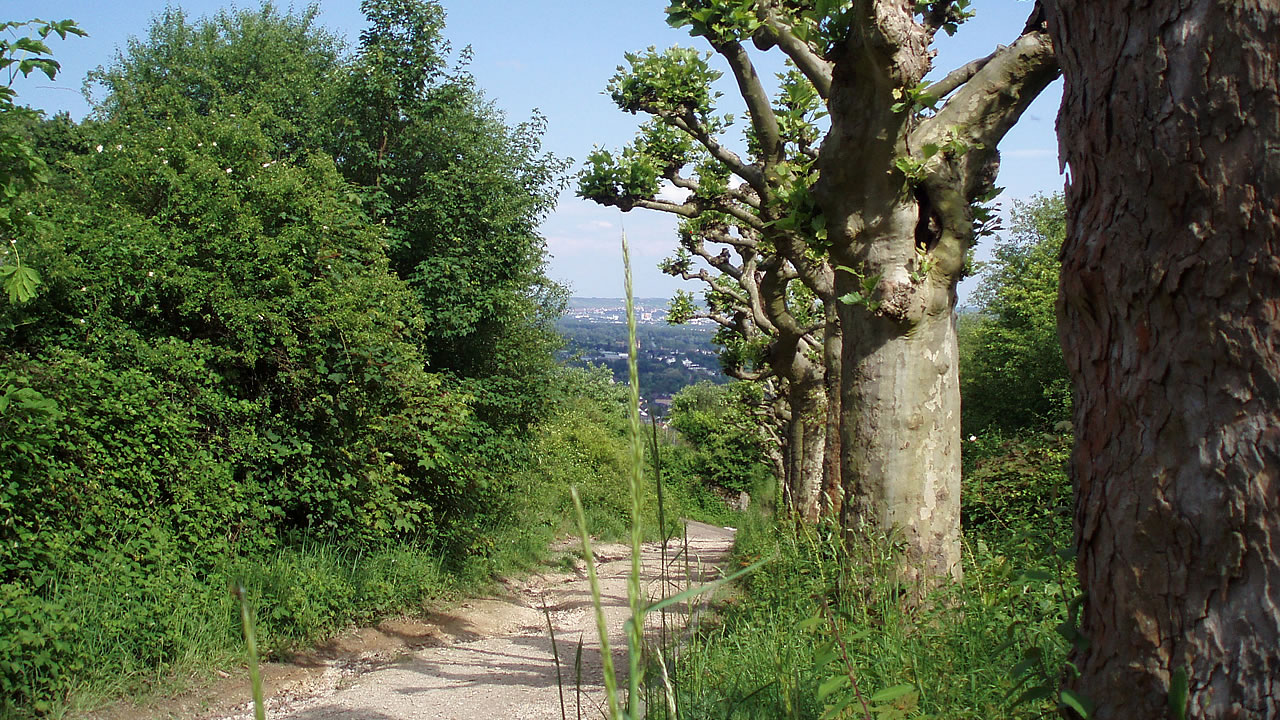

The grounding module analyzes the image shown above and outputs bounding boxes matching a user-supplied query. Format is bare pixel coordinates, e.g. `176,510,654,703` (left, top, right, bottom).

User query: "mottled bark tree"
584,0,1058,582
798,3,1058,581
1043,1,1280,717
662,218,832,519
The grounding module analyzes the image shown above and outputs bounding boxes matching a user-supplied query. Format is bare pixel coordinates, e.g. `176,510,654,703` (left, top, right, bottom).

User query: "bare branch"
912,28,1058,176
713,39,784,166
631,197,700,218
928,48,998,100
678,267,751,309
757,12,832,99
725,365,774,382
667,113,765,190
687,309,740,331
671,173,762,210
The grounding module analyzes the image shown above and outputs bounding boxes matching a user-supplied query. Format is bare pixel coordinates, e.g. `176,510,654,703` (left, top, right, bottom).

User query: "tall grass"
553,237,1079,720
565,231,765,720
647,510,1078,719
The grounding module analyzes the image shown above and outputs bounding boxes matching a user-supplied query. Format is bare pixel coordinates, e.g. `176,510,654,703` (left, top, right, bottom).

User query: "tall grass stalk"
234,583,266,720
622,229,646,719
570,487,620,719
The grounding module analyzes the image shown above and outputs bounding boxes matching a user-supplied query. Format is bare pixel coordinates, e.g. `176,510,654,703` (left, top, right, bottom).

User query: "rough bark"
1043,1,1280,717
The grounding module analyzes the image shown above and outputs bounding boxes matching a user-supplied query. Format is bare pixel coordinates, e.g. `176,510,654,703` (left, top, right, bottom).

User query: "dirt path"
203,521,734,720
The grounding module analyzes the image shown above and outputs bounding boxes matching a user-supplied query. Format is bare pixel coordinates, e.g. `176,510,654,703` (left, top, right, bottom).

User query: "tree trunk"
835,261,963,584
1044,1,1280,716
821,305,844,519
787,376,828,521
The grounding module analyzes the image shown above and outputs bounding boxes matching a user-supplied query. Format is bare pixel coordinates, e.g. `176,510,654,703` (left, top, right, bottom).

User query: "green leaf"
1011,685,1054,706
869,683,915,703
818,694,856,720
1169,666,1189,720
1060,688,1094,717
1,263,40,303
817,673,849,701
796,615,824,632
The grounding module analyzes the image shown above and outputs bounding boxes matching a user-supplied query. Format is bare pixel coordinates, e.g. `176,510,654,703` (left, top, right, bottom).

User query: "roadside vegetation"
0,5,742,716
9,0,1264,716
635,194,1076,720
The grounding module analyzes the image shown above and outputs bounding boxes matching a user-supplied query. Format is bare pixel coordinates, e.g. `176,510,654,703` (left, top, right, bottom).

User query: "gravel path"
215,521,735,720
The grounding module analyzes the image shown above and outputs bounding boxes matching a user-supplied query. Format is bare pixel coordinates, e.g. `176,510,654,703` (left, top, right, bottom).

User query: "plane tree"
580,71,840,519
582,0,1058,582
662,221,832,518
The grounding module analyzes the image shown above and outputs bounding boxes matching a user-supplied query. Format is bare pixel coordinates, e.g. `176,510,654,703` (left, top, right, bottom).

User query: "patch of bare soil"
79,521,734,720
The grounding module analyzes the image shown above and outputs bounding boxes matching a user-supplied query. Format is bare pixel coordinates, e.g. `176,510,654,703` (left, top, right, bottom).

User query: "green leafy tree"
582,0,1058,581
668,380,773,495
0,18,85,303
332,0,570,434
961,193,1068,433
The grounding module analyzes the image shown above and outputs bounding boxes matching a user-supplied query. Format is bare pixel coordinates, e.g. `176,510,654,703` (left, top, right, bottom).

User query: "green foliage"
0,540,452,717
666,381,771,494
0,3,578,712
775,69,826,153
890,81,939,115
667,288,700,324
580,147,662,204
610,46,724,118
658,515,1074,720
666,0,860,55
665,0,761,44
961,194,1069,433
0,18,86,305
835,265,883,313
913,0,977,36
961,430,1072,547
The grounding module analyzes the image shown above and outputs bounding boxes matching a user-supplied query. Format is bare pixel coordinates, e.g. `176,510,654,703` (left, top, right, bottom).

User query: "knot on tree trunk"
875,277,924,323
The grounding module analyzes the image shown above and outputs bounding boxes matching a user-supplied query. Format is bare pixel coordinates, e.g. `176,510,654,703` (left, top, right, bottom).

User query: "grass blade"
621,229,645,720
570,487,620,719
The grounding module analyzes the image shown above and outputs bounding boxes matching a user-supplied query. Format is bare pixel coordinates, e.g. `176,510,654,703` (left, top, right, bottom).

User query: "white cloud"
655,182,693,204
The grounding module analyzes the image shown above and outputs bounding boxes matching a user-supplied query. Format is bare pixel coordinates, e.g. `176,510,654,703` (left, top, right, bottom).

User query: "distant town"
564,297,718,326
559,298,728,416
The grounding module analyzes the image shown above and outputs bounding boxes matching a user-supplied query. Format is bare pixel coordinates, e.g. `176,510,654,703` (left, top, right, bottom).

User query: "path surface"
213,521,735,720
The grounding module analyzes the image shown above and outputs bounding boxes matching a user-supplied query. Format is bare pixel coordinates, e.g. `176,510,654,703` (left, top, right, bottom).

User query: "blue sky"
16,1,1063,299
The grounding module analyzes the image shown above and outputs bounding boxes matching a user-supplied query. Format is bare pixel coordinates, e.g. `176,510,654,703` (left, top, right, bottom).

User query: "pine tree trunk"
1044,1,1280,716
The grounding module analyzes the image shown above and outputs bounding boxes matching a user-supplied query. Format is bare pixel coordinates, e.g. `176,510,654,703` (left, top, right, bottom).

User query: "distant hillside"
567,297,674,310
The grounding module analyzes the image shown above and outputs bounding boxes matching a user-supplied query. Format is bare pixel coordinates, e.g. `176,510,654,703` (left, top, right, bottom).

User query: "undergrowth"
650,509,1076,720
2,370,733,719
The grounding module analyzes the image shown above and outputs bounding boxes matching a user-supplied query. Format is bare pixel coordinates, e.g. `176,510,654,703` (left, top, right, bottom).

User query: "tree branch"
725,364,774,383
928,48,998,100
912,28,1058,184
756,12,832,99
678,267,751,310
713,39,784,166
666,112,766,190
